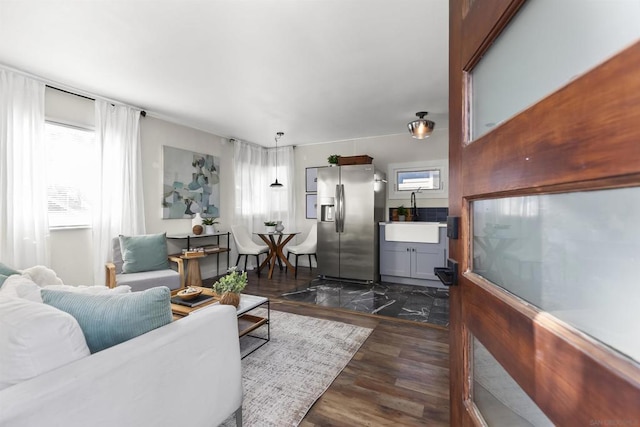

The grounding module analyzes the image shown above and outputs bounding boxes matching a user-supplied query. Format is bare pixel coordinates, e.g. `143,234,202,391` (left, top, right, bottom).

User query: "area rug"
220,309,372,427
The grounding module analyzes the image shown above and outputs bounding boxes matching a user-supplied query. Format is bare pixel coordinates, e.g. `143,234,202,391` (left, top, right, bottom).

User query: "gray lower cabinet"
379,242,412,277
379,225,447,285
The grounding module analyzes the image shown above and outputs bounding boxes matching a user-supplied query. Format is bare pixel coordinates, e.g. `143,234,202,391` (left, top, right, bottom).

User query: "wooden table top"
170,286,219,318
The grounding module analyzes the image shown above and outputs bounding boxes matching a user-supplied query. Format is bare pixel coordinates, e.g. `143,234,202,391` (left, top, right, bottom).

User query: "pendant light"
270,132,284,188
408,112,435,139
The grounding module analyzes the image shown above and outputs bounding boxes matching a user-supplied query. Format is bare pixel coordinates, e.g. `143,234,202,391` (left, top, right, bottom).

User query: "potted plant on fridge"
327,154,340,166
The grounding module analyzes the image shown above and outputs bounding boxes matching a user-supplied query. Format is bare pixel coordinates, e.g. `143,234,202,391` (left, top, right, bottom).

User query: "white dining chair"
286,223,317,278
230,225,270,275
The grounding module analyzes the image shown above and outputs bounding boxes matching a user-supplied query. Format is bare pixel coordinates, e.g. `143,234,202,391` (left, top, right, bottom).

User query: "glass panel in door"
471,0,640,141
472,336,553,427
473,186,640,363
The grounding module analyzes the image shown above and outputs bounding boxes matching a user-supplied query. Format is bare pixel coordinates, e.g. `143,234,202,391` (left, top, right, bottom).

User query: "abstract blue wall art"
162,146,221,219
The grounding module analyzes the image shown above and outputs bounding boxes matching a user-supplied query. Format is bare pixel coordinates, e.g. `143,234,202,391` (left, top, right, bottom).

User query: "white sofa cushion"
115,268,181,292
0,297,90,391
0,275,131,303
44,284,132,294
0,275,43,302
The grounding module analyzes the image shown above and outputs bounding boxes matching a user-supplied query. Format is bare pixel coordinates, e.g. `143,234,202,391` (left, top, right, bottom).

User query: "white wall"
293,127,449,228
139,116,234,280
46,88,448,283
291,126,449,265
46,90,235,284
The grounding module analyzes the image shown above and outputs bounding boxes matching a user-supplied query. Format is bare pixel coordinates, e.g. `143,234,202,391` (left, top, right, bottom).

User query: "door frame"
449,1,640,425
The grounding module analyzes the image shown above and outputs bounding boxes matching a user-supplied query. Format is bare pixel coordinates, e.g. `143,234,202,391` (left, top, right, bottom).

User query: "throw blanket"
21,266,64,287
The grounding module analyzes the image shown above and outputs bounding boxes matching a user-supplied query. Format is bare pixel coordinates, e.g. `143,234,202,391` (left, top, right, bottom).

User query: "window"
396,169,441,191
388,160,448,200
45,122,95,228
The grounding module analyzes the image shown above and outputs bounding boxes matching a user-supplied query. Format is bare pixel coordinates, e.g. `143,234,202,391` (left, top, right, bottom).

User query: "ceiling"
0,0,449,146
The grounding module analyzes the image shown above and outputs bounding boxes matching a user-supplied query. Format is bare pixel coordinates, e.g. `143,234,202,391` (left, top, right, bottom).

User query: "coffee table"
235,294,270,358
171,287,270,358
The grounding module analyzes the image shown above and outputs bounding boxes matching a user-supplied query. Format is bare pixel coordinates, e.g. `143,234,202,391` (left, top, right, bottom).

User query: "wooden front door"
449,1,640,425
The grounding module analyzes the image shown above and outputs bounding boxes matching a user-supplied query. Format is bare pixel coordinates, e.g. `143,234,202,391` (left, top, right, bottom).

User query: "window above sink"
388,159,448,200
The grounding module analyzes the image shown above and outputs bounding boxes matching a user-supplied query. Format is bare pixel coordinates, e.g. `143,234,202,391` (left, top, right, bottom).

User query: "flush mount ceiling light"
408,112,435,139
270,131,284,188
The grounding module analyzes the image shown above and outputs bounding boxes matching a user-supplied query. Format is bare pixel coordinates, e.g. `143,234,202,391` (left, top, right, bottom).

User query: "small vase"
205,225,215,234
191,212,203,228
398,215,406,222
275,221,284,233
266,226,276,233
220,292,240,308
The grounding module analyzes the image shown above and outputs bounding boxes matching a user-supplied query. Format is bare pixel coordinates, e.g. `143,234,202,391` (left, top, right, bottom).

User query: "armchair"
105,235,184,292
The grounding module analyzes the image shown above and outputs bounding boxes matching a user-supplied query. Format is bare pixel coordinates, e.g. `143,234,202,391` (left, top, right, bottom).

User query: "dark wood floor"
206,266,450,426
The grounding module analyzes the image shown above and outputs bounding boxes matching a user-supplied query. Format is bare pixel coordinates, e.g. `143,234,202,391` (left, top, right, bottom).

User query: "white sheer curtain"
92,100,145,285
0,70,49,268
233,139,295,268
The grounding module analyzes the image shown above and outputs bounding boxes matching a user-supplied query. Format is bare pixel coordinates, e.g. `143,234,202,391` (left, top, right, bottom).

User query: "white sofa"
0,304,243,427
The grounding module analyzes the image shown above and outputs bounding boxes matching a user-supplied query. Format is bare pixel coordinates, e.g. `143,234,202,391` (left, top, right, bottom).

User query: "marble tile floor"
280,277,449,327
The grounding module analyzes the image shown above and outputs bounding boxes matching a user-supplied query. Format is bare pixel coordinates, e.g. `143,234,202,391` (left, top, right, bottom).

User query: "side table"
181,252,207,287
167,232,231,277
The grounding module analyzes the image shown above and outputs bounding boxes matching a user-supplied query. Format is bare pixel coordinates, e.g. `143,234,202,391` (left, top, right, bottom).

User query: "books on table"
170,294,215,307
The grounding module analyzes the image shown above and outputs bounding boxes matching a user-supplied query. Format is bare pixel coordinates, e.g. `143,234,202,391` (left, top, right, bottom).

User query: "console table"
167,232,231,278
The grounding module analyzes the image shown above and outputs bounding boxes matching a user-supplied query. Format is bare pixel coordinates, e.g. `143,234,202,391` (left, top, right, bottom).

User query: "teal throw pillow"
41,287,173,353
0,262,20,277
0,274,7,288
119,233,169,274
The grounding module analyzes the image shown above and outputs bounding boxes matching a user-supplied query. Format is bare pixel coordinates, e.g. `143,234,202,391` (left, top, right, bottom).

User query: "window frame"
45,120,96,230
387,159,448,200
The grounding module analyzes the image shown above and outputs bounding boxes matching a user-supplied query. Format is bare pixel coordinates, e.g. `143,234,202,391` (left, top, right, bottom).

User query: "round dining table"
253,231,300,279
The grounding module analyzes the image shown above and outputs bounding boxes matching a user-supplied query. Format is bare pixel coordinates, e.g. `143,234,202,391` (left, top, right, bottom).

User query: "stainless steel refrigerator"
317,164,386,282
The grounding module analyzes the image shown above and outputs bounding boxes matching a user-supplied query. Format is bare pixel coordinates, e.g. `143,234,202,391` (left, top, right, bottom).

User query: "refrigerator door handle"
339,184,346,232
335,184,341,233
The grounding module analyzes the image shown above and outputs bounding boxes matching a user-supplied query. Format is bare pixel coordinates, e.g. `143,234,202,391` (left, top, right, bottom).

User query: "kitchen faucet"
410,187,422,221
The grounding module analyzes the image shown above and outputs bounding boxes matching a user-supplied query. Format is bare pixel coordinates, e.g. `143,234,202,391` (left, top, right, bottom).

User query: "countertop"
379,221,447,228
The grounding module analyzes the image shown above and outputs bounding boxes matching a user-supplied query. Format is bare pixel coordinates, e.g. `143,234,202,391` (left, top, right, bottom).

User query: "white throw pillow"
0,297,90,391
0,275,43,303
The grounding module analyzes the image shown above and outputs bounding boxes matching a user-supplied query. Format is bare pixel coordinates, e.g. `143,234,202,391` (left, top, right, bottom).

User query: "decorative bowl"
177,287,203,300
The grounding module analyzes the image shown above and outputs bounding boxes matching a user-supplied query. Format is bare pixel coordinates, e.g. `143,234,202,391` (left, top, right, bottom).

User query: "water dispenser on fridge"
319,197,335,222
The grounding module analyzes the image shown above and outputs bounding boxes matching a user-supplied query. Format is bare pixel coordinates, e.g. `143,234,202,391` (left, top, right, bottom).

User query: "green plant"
213,267,247,294
264,221,277,226
327,154,340,165
202,216,218,226
396,205,408,216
